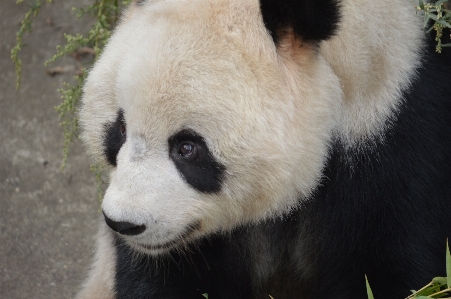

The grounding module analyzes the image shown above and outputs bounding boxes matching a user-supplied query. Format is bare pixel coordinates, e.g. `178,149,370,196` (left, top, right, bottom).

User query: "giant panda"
76,0,451,298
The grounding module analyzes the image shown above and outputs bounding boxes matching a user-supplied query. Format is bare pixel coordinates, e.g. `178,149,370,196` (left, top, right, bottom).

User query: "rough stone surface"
1,1,101,298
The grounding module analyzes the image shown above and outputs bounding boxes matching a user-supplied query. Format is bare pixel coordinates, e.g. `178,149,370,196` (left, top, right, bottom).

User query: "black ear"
260,0,341,44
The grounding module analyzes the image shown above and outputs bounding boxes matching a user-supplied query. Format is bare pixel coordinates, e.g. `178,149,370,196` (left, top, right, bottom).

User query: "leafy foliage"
46,0,132,65
405,241,451,299
12,0,132,199
366,275,375,299
11,0,54,89
12,0,131,171
56,74,85,168
417,0,451,53
366,241,451,299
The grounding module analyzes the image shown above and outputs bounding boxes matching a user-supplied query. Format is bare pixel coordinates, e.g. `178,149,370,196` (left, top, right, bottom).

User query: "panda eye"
119,122,126,137
168,129,225,193
179,142,196,157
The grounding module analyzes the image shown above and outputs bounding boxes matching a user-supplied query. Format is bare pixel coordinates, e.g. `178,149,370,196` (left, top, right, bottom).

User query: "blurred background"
1,1,101,298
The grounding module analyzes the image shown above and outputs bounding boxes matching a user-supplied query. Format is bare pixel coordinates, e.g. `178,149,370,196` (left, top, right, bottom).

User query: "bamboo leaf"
436,0,449,7
427,11,439,21
424,14,432,29
433,277,448,285
446,240,451,288
436,18,451,28
366,275,375,299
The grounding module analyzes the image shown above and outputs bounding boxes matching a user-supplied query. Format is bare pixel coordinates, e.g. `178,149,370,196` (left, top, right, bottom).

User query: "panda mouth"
135,221,201,253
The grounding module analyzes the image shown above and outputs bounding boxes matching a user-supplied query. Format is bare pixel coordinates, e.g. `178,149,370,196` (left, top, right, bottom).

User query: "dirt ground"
1,1,102,298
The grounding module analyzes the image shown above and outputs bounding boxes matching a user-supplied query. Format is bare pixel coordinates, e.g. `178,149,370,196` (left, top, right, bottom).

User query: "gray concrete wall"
1,1,101,298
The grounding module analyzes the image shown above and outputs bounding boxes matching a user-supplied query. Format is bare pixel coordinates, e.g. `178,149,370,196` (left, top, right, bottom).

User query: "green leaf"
366,275,375,299
436,0,449,7
436,18,451,28
432,277,447,285
419,0,425,10
202,294,208,299
426,25,436,33
426,11,439,22
424,14,431,29
410,281,440,298
446,240,451,288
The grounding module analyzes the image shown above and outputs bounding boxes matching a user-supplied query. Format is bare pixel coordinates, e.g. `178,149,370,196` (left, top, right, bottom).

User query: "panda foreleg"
75,221,116,299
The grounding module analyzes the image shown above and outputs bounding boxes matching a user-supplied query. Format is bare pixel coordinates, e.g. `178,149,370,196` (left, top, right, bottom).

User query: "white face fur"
81,0,421,256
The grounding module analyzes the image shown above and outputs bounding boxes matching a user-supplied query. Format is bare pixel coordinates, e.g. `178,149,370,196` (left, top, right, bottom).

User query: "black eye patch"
103,109,126,166
168,130,226,193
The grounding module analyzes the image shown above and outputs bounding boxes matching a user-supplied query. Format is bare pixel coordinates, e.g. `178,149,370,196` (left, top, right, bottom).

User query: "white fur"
75,221,116,299
321,0,424,146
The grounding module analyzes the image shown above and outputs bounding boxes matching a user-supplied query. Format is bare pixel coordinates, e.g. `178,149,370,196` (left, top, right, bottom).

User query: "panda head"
80,0,341,255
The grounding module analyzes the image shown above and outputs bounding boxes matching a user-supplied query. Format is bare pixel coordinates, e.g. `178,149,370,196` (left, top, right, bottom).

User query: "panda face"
80,0,341,255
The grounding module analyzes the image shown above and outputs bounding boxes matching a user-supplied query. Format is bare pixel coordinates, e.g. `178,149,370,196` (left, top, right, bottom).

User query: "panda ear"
259,0,341,45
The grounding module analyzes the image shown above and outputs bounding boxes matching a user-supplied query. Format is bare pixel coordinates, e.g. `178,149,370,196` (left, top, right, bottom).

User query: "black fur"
259,0,341,44
168,129,225,193
113,47,451,298
114,232,254,299
440,28,451,67
103,109,126,166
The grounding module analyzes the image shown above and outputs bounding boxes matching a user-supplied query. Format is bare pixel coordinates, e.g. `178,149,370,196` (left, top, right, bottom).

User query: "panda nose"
102,211,146,236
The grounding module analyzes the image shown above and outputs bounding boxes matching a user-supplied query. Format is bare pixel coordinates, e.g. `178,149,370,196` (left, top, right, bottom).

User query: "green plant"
366,241,451,299
12,0,131,198
406,241,451,298
366,275,375,299
11,0,54,90
417,0,451,53
53,0,131,168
